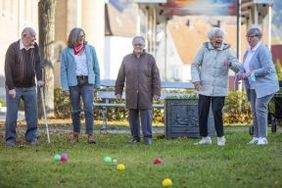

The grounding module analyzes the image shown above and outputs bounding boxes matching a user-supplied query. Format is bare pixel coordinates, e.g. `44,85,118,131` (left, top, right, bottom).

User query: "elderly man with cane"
4,27,44,147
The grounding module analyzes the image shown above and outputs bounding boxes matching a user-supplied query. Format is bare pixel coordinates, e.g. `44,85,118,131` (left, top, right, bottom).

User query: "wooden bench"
94,79,194,132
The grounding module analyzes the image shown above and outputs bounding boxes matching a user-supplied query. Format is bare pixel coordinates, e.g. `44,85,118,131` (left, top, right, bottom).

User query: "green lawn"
0,127,281,188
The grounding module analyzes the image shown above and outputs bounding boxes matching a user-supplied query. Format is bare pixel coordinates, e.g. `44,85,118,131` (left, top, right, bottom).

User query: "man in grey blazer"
237,27,279,145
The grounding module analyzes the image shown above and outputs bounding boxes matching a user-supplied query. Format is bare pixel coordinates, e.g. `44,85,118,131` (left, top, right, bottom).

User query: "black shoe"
144,137,153,145
87,135,96,144
128,138,140,144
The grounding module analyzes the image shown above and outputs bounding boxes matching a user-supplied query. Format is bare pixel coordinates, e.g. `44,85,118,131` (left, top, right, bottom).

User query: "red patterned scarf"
73,44,84,55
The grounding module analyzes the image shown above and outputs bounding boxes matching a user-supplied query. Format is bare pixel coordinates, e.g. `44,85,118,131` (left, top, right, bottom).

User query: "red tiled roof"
168,16,248,64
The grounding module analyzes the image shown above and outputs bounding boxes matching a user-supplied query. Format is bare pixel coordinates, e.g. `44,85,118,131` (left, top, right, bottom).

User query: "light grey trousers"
249,89,274,138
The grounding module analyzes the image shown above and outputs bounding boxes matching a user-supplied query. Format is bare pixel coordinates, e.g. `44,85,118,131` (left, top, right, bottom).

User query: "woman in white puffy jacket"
191,27,241,146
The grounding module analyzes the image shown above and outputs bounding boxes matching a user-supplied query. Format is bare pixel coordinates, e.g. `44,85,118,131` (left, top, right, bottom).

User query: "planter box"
165,98,215,138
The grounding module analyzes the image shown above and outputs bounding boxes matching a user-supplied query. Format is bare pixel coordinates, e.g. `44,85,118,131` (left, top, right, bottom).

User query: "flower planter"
165,98,215,138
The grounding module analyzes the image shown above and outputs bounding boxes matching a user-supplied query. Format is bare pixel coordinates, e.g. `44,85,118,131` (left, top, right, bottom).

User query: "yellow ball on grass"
162,178,172,187
116,163,125,171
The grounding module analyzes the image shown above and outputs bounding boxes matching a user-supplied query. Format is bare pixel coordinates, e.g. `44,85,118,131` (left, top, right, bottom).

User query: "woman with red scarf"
60,27,100,144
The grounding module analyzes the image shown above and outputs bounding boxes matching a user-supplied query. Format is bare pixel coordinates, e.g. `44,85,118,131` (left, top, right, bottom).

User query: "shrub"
223,91,252,124
275,59,282,81
54,87,252,125
0,97,4,107
54,88,71,118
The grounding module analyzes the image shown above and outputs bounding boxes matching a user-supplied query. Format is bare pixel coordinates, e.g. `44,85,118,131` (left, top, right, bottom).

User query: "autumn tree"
38,0,56,117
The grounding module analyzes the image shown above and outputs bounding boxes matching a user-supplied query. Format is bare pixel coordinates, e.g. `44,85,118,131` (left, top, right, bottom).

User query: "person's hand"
8,89,16,99
93,87,98,98
242,71,252,79
116,94,122,100
235,73,243,82
153,95,160,101
62,90,70,96
93,87,97,93
194,81,201,91
37,80,44,87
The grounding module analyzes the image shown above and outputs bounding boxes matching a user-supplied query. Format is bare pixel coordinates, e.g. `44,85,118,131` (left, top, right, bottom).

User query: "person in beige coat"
115,36,161,145
191,27,241,146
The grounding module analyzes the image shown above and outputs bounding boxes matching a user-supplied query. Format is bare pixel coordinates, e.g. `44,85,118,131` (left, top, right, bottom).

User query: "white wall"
156,29,191,81
104,36,133,79
82,0,105,79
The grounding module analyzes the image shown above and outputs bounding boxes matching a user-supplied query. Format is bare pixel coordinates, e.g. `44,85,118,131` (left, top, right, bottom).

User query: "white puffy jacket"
191,42,241,96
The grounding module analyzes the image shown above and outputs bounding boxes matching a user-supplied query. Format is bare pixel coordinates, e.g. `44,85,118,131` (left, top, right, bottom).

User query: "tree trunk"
38,0,56,117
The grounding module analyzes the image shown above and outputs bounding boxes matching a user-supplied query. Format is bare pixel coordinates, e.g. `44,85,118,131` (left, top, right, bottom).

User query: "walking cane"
39,86,51,143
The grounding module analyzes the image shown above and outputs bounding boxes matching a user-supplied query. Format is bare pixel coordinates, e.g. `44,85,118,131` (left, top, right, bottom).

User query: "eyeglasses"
133,43,144,47
79,34,85,39
24,34,36,39
246,35,257,38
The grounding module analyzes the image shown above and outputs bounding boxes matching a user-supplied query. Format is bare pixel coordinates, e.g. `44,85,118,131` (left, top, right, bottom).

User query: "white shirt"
19,40,34,50
74,51,88,76
244,42,261,89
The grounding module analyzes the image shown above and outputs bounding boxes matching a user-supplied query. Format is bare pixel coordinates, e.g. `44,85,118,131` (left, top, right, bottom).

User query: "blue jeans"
69,84,94,135
5,87,38,143
129,109,152,139
249,89,274,138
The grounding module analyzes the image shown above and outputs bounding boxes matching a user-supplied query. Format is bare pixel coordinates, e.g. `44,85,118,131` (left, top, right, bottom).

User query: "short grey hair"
21,27,36,38
247,27,262,39
207,27,224,40
132,36,145,46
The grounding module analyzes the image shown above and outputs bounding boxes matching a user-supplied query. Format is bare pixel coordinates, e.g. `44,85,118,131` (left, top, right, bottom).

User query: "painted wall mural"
161,0,237,16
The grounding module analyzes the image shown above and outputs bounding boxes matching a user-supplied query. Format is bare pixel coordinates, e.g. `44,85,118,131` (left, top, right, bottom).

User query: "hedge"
54,88,252,125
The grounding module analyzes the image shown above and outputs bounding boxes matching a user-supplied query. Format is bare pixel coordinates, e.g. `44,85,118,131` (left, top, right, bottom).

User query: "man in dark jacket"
4,27,43,146
115,36,161,145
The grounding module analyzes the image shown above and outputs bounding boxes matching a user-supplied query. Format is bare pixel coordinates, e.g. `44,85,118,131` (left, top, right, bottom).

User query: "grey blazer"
240,44,279,99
